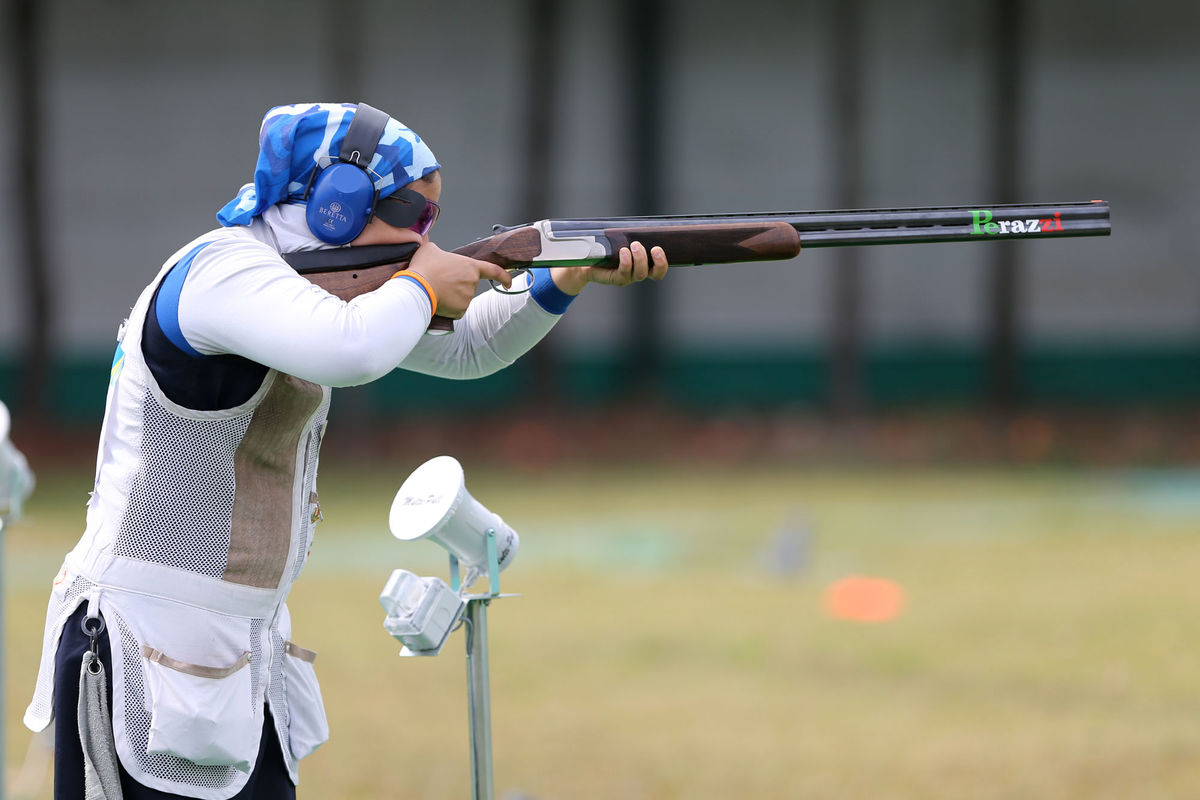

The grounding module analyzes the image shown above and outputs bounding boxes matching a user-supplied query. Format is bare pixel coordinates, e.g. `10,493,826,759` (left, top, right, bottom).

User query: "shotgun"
283,200,1110,332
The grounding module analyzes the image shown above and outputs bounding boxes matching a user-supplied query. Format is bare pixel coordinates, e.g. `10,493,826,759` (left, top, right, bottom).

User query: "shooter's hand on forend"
405,242,513,319
550,241,670,295
613,241,670,285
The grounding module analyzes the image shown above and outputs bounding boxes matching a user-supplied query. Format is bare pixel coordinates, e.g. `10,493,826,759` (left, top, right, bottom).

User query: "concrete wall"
0,0,1195,368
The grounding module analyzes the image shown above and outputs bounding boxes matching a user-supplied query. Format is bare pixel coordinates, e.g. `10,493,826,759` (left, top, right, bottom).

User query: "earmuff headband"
339,103,389,168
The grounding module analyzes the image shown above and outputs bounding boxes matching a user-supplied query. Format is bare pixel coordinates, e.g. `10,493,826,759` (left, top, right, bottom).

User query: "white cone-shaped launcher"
388,455,519,591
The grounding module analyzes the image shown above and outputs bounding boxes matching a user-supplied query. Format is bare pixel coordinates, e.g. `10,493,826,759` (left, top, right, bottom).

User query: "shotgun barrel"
543,200,1110,250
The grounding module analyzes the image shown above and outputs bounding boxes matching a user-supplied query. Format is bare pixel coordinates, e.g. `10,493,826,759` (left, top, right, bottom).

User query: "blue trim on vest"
155,243,210,358
142,242,269,411
528,268,576,315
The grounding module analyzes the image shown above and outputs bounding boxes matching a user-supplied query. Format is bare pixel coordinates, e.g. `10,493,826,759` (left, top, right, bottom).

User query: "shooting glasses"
375,186,440,235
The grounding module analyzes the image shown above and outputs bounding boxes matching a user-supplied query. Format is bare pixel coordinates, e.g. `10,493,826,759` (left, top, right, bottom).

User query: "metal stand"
448,530,511,800
464,598,493,800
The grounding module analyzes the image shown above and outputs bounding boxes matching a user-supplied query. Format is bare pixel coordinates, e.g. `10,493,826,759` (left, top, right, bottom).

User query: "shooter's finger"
649,245,669,280
615,245,634,285
629,241,651,282
479,260,513,290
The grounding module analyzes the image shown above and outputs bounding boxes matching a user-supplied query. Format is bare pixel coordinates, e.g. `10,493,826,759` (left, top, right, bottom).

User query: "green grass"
6,463,1200,798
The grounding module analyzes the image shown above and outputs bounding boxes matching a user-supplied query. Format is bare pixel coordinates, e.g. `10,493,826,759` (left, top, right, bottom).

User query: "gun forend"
460,219,803,269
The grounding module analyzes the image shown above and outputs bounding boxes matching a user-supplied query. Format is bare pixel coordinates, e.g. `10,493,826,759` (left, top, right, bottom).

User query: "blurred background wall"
0,0,1196,427
4,6,1197,795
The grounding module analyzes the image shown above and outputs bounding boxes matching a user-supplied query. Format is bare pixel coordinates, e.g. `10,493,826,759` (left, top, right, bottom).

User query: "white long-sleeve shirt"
169,202,572,389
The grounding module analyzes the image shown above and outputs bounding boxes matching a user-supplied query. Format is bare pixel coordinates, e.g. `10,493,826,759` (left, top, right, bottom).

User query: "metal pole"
828,0,865,416
464,599,493,800
8,0,52,424
986,0,1025,410
623,0,667,395
521,0,564,405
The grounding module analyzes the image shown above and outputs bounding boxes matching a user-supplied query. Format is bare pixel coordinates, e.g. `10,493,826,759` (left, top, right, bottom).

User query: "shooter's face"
351,171,443,248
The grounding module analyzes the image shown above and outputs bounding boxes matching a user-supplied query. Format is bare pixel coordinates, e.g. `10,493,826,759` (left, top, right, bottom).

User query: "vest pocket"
282,640,329,760
142,645,258,772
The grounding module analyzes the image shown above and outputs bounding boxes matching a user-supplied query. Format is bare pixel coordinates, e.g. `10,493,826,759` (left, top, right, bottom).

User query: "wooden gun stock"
305,263,399,300
299,227,545,332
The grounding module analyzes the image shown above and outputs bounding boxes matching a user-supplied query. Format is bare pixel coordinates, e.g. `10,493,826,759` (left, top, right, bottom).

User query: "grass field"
5,461,1200,798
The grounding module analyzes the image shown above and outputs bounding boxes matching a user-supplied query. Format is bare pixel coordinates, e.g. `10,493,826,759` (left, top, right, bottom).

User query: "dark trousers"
54,604,296,800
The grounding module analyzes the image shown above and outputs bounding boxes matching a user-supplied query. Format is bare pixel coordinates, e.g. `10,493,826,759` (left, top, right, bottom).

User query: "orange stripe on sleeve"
392,270,438,313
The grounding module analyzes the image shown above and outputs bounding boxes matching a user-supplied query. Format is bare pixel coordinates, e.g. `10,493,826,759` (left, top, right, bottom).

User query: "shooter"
22,102,668,800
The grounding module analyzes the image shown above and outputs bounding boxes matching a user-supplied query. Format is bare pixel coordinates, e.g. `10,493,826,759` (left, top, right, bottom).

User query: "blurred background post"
2,0,1198,798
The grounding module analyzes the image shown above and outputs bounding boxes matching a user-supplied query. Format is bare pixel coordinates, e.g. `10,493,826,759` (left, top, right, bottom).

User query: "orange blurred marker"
824,576,906,622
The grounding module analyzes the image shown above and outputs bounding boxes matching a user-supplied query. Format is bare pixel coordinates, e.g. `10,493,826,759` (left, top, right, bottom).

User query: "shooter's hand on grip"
404,242,514,320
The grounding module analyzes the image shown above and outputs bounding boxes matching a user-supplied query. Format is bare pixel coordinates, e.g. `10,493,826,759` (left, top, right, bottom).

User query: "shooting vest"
25,232,331,799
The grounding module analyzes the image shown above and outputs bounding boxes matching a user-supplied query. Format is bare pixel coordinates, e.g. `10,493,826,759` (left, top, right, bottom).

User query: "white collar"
247,203,331,254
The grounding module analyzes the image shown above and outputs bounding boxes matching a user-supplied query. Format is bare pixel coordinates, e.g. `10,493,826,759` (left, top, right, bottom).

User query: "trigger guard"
490,268,532,295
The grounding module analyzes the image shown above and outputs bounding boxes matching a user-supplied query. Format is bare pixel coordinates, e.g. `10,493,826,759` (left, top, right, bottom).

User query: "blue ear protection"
304,103,391,245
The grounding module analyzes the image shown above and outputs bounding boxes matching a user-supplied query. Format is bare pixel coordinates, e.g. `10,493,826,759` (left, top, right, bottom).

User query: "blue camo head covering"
217,102,440,227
